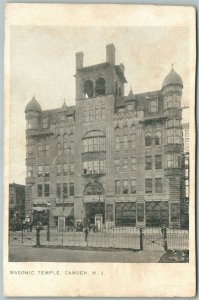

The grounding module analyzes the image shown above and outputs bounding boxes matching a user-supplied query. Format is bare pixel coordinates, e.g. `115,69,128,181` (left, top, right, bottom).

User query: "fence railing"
9,226,189,251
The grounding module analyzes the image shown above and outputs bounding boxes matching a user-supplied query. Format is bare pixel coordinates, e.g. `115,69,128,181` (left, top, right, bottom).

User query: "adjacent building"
9,183,25,225
25,44,186,228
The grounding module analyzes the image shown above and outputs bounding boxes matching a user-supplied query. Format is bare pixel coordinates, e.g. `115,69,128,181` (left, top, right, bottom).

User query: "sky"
9,26,191,185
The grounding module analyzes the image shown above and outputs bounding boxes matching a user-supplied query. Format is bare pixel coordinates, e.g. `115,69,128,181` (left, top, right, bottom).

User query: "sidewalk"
9,245,164,263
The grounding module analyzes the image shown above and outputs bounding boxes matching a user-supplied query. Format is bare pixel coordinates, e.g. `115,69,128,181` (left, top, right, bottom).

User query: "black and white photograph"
4,3,196,297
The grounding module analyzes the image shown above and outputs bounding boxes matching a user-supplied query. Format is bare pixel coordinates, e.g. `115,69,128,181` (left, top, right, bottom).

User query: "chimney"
106,44,115,65
76,51,84,70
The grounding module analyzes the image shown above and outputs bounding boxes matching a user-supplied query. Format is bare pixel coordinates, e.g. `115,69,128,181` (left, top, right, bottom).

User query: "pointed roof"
162,66,183,89
125,88,136,101
59,99,68,112
25,96,41,113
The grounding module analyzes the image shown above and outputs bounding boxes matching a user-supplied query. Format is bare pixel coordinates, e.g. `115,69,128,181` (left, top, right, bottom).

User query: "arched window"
145,132,152,147
84,80,94,98
84,182,104,195
155,131,161,145
95,78,105,96
82,130,105,153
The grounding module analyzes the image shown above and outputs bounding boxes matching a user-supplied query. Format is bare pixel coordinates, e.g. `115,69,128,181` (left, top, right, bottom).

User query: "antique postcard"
4,3,196,297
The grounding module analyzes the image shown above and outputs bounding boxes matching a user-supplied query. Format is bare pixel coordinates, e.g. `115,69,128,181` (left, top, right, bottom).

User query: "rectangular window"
45,144,50,156
70,141,74,154
38,145,42,157
89,108,94,121
83,139,88,152
150,99,158,112
123,135,128,149
63,164,67,176
70,164,74,175
83,162,88,174
38,165,43,177
131,179,136,194
93,160,99,174
57,164,61,176
99,160,105,173
165,95,173,109
27,165,33,177
88,138,93,152
27,145,34,158
42,117,48,128
123,180,128,194
56,183,61,198
167,153,181,168
45,165,50,177
155,155,162,169
37,184,42,197
44,184,50,197
145,179,152,193
155,178,162,193
95,106,101,120
123,158,128,171
131,157,136,171
115,180,120,194
70,183,74,196
115,136,120,150
83,109,89,122
63,183,67,198
99,137,105,151
115,159,120,173
93,137,98,151
101,106,106,119
145,156,152,170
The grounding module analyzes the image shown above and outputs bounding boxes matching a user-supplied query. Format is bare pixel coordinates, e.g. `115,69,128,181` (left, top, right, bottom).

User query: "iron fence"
9,226,189,251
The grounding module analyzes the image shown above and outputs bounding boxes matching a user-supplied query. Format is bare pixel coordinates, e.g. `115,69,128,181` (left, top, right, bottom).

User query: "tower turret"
25,96,41,131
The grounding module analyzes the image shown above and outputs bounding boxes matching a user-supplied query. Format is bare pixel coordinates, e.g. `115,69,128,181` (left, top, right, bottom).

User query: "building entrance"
84,203,105,226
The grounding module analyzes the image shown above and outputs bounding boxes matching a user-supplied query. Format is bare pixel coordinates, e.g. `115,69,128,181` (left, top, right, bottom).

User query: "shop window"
123,180,128,194
145,179,152,193
155,155,162,169
115,180,120,194
95,77,105,96
137,203,144,222
84,80,94,98
44,184,50,197
37,184,42,197
70,183,74,196
106,204,113,222
131,179,136,194
155,178,162,193
145,132,152,146
145,156,152,170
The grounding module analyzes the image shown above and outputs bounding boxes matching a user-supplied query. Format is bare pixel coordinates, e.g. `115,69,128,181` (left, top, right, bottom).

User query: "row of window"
115,178,163,195
37,183,74,198
27,164,75,178
83,105,106,122
83,160,105,174
83,137,105,152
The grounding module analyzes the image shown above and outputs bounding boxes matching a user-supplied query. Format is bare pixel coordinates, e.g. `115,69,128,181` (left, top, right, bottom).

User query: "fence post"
163,227,168,251
139,227,143,251
21,223,24,245
36,228,40,247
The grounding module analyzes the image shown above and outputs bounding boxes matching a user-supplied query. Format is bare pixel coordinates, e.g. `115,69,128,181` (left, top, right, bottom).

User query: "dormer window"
149,99,158,113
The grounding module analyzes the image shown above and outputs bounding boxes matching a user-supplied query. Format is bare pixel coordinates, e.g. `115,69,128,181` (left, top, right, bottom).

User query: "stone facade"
25,44,185,228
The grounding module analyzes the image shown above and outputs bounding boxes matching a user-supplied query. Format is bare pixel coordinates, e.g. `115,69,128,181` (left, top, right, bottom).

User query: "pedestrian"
84,227,88,242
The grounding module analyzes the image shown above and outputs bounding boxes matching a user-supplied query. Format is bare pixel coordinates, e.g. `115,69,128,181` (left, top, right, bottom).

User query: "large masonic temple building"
25,44,185,229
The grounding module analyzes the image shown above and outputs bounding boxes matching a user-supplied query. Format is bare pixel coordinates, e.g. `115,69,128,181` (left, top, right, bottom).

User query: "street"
9,245,164,263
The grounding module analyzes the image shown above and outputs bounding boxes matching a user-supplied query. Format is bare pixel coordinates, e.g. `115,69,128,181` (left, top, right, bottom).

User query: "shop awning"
52,206,74,217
